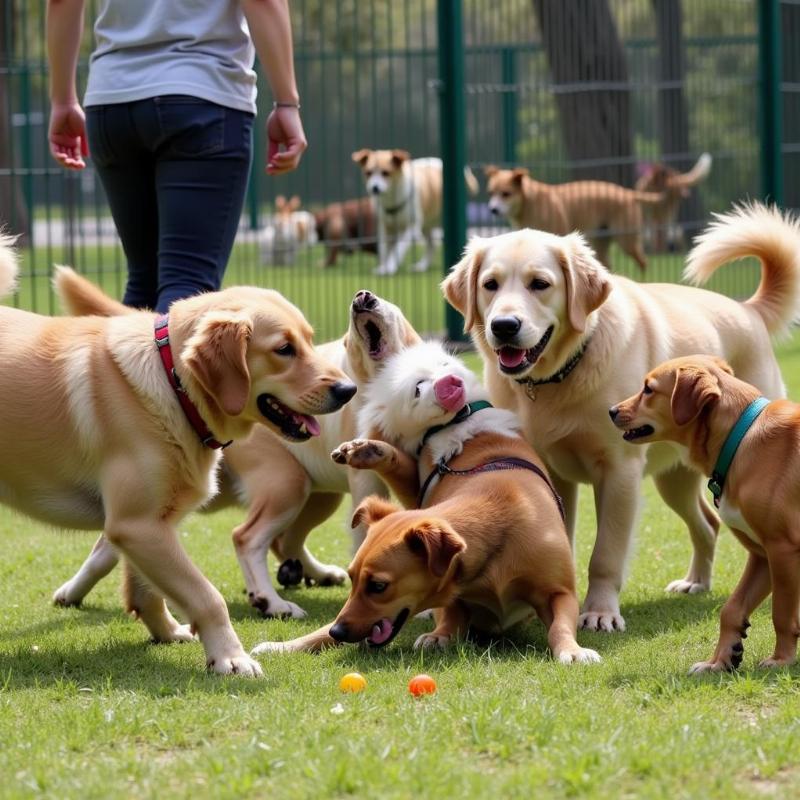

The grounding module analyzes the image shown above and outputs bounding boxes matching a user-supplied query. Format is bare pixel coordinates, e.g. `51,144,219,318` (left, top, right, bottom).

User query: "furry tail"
685,203,800,337
0,231,19,298
674,152,712,188
52,266,134,316
464,166,479,196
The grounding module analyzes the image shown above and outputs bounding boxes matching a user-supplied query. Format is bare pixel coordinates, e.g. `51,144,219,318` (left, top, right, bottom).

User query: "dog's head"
358,341,484,451
352,148,411,197
637,164,688,199
484,165,529,221
442,229,612,380
327,496,466,646
176,287,357,442
343,290,421,385
609,355,734,446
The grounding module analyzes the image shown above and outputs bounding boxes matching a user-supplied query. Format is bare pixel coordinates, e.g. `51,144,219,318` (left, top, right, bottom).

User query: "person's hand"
265,105,307,175
49,102,88,170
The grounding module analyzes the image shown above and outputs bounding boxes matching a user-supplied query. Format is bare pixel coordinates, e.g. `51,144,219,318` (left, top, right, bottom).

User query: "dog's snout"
490,315,522,340
353,289,378,312
371,185,381,195
329,621,349,642
608,406,619,421
330,381,357,407
489,205,500,216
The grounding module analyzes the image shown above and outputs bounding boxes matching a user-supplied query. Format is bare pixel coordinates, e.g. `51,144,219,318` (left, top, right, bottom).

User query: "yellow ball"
339,672,367,693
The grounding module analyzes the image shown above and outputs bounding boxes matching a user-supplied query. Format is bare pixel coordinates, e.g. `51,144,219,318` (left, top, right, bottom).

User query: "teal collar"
708,396,770,507
417,400,493,456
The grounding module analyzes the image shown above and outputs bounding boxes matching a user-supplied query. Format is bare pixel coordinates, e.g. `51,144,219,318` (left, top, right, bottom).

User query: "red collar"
154,314,232,449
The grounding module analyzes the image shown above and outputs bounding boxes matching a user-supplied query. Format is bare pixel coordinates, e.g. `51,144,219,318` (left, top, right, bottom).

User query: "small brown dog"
314,198,378,268
252,341,600,664
635,153,712,252
485,165,664,271
610,354,800,672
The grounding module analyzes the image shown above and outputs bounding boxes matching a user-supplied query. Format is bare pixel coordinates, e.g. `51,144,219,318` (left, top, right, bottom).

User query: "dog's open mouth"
495,325,554,375
257,394,321,441
367,608,410,648
622,424,654,442
361,319,387,360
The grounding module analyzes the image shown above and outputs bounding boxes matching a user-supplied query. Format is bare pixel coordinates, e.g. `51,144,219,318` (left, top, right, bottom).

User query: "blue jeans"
86,96,254,311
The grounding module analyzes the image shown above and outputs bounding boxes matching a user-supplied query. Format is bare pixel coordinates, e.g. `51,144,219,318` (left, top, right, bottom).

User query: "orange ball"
408,673,437,696
339,672,367,693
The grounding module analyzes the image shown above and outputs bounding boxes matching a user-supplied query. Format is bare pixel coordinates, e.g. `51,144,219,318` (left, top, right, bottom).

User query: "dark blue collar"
708,396,769,507
416,400,493,456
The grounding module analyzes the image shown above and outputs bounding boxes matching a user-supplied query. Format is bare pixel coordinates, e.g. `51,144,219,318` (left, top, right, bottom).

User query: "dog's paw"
331,439,391,469
150,622,195,644
665,577,710,594
207,653,263,677
52,582,84,608
759,655,796,669
249,594,307,620
277,558,304,587
250,640,291,656
414,609,435,621
688,659,730,675
578,611,626,633
302,563,348,587
413,632,451,650
412,259,430,273
557,646,602,665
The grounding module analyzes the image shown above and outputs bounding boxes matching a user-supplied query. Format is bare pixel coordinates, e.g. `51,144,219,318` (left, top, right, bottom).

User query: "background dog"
352,149,479,275
611,355,800,672
485,165,664,271
442,203,798,633
260,195,319,266
0,234,355,675
635,153,712,252
314,197,378,268
51,275,420,619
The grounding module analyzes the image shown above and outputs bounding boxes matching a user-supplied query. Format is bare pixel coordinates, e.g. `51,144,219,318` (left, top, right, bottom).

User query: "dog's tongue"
497,347,526,368
433,375,465,412
294,412,320,436
369,618,393,645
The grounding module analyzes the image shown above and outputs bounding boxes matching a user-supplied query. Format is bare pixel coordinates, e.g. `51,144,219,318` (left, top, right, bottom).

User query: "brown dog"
314,198,378,268
0,233,356,675
485,165,664,271
635,153,712,252
252,341,600,664
610,355,800,672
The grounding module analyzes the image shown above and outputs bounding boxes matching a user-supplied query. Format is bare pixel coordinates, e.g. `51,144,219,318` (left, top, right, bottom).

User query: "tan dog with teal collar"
611,355,800,672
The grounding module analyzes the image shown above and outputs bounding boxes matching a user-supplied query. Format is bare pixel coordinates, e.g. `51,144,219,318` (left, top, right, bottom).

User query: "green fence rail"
0,0,793,340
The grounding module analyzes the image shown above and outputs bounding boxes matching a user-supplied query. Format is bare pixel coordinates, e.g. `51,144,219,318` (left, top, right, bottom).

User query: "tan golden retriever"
0,234,356,675
442,204,799,632
252,341,600,664
611,355,800,671
49,273,419,618
485,165,663,271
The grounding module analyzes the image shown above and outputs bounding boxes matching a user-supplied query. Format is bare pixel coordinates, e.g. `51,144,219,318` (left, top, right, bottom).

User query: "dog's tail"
0,231,19,299
672,152,712,189
632,190,667,205
464,166,479,196
53,266,134,316
685,202,800,337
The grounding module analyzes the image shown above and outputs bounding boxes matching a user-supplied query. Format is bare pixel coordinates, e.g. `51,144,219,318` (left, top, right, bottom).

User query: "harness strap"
417,400,494,455
417,455,565,521
154,314,232,450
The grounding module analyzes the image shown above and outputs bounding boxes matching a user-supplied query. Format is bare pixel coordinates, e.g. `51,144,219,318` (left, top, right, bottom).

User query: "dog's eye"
483,278,498,292
381,170,390,177
367,579,388,594
501,191,511,198
530,279,551,292
274,343,295,357
414,380,424,398
643,383,653,395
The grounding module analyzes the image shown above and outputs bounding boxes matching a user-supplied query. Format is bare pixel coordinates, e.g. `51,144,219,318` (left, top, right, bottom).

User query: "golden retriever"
611,355,800,671
442,204,798,632
0,234,356,675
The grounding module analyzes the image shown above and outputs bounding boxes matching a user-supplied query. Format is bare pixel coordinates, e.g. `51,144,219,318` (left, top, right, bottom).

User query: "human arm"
46,0,88,170
242,0,307,175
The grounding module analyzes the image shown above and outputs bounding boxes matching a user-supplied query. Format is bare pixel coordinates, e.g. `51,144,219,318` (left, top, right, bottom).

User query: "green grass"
1,334,799,799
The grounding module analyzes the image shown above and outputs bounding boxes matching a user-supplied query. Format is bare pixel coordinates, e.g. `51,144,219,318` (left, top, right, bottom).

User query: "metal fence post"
758,0,783,205
437,0,468,342
501,47,517,165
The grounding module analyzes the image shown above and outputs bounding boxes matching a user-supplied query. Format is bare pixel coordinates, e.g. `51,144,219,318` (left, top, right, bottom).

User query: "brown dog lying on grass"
610,355,800,672
252,342,600,664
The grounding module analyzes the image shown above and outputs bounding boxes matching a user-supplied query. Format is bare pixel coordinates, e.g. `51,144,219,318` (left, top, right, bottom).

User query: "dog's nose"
330,381,357,407
371,185,381,195
352,289,378,312
489,206,500,216
490,316,522,340
608,406,619,421
329,621,349,642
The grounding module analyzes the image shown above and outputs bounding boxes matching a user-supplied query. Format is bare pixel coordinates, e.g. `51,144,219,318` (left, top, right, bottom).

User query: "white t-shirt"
84,0,257,114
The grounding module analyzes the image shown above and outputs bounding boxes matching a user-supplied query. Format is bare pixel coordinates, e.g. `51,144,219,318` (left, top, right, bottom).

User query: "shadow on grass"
0,605,120,643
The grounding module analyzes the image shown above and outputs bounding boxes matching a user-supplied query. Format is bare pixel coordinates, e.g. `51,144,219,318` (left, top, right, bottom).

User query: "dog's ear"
404,520,466,586
352,495,401,529
400,316,422,347
441,236,489,332
484,164,498,178
391,149,411,167
670,366,722,426
183,313,253,417
711,357,734,376
557,233,612,334
288,195,301,211
352,149,371,166
511,167,529,185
